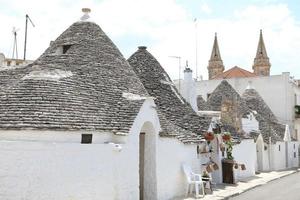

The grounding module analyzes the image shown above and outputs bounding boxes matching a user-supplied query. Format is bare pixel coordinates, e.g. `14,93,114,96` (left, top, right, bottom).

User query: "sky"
0,0,300,80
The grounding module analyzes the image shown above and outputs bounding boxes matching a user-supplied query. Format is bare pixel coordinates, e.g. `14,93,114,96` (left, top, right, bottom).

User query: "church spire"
210,32,222,60
208,33,224,79
253,29,271,76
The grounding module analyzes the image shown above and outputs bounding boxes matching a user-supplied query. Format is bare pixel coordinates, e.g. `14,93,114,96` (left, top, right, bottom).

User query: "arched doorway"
256,139,264,171
139,122,157,200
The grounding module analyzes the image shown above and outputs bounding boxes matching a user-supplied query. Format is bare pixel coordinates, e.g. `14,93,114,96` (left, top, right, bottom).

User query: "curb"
220,169,299,200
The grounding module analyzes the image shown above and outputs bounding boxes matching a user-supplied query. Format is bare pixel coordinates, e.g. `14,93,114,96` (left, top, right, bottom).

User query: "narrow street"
229,172,300,200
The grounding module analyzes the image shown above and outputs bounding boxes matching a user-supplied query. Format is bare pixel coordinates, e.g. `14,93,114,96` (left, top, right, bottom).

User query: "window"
81,134,93,144
207,93,211,99
63,45,71,54
294,144,296,149
56,45,72,55
294,152,296,158
278,145,280,151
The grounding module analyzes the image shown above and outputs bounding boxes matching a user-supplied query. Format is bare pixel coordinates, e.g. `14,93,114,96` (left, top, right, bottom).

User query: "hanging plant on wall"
204,132,215,142
223,132,234,160
222,132,231,142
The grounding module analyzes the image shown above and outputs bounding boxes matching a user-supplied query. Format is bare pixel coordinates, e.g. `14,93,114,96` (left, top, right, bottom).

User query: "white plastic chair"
182,163,205,198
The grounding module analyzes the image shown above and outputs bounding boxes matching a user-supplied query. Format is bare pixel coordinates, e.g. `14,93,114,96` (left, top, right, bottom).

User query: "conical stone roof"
0,20,148,133
243,87,285,143
128,47,211,139
197,95,209,111
207,80,249,116
242,87,277,122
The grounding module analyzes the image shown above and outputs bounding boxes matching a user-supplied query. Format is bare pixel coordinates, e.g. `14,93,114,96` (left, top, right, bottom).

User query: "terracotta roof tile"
214,66,256,79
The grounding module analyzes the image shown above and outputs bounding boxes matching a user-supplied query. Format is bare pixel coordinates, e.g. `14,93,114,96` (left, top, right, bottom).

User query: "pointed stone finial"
246,80,254,90
207,32,224,79
184,60,192,72
81,8,91,21
253,29,271,76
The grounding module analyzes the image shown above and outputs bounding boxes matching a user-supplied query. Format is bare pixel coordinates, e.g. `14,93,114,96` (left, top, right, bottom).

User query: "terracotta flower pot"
222,134,231,141
204,132,215,141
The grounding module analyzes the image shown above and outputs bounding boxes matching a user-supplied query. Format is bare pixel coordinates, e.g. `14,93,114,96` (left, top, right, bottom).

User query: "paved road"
229,172,300,200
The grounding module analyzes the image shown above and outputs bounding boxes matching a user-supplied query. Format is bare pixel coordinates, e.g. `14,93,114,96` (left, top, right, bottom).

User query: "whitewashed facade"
183,72,300,140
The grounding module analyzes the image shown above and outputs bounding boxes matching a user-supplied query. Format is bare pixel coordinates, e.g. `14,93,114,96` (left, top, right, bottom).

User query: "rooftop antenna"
23,14,35,60
194,18,198,81
12,27,20,59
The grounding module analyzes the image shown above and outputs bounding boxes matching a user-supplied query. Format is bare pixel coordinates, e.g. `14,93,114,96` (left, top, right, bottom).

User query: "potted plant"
202,171,210,179
204,132,214,142
222,132,231,142
221,132,235,184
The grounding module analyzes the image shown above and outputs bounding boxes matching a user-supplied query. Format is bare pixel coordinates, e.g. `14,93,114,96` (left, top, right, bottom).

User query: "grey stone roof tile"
128,47,211,142
0,21,148,133
242,88,284,143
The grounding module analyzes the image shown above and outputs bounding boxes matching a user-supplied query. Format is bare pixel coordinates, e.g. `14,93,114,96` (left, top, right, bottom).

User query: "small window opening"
207,93,211,100
278,145,281,151
294,144,296,149
81,134,93,144
294,152,296,158
63,45,72,54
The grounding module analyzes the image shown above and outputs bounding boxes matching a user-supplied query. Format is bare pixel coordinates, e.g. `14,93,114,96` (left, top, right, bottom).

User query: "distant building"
0,52,33,67
177,30,300,141
207,30,271,80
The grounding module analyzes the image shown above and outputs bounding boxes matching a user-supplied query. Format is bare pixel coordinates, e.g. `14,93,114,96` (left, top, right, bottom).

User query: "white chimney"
183,66,197,111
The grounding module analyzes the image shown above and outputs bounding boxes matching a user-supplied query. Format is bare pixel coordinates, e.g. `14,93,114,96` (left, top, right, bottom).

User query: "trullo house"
242,84,299,171
0,9,210,200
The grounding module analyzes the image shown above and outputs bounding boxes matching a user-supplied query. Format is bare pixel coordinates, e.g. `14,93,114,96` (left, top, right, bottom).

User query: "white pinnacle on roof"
246,80,255,90
283,124,291,142
80,8,91,21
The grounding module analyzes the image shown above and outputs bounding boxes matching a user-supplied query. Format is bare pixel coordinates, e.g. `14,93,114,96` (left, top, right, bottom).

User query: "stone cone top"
0,15,148,133
128,46,211,140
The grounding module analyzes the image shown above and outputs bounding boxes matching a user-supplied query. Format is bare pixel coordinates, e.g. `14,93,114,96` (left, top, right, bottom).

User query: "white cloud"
0,1,299,80
200,2,212,14
154,3,300,80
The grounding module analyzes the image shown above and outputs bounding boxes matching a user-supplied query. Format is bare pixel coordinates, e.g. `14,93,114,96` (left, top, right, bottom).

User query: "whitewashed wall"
232,139,256,180
0,99,161,200
156,137,200,200
175,72,300,137
242,113,259,134
256,135,265,171
271,142,286,171
287,141,299,168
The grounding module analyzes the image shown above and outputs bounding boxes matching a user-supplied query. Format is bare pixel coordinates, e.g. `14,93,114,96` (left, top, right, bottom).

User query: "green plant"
224,132,234,160
202,171,210,178
295,105,300,115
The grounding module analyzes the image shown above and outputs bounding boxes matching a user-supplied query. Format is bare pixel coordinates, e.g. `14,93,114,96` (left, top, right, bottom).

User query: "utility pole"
169,56,181,91
24,14,35,60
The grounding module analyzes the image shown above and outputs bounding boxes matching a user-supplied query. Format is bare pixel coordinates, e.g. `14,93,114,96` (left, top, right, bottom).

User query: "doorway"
139,122,157,200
